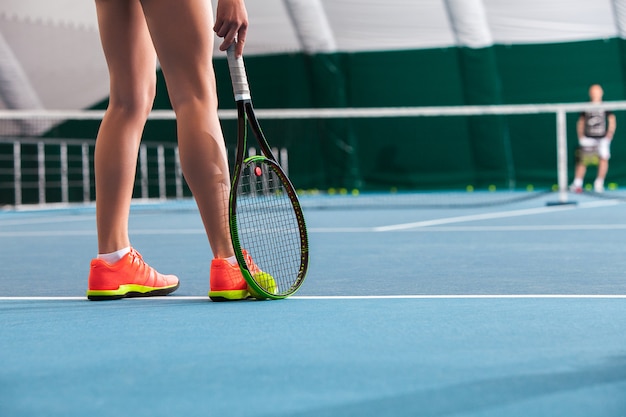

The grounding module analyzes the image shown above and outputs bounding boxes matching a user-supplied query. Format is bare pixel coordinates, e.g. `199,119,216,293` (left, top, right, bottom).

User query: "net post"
60,142,69,204
174,146,183,199
547,109,576,206
280,148,289,176
13,141,22,206
139,145,148,199
81,143,91,203
37,141,45,205
157,144,166,200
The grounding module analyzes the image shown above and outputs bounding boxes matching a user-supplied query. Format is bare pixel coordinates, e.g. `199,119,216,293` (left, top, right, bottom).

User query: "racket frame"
227,47,309,299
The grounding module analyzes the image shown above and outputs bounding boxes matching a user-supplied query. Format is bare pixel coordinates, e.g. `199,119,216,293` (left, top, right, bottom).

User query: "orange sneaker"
87,248,179,301
208,250,260,302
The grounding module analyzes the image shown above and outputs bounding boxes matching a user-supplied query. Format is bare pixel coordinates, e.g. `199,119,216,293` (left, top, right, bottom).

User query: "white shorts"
579,136,611,160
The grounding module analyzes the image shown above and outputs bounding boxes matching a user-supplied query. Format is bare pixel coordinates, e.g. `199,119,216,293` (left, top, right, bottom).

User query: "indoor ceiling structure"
1,0,625,110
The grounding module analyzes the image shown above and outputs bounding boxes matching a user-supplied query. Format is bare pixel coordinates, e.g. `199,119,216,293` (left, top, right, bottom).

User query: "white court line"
381,224,626,232
0,215,95,227
5,223,626,237
373,200,619,232
1,294,626,301
2,199,621,237
0,230,96,237
294,294,626,299
0,229,204,238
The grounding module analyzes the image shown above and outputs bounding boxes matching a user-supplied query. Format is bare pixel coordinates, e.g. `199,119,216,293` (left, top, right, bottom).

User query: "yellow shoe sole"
208,289,249,302
87,283,179,301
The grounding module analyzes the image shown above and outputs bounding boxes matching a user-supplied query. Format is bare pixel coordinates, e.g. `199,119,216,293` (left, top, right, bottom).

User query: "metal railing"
0,137,185,206
0,134,289,207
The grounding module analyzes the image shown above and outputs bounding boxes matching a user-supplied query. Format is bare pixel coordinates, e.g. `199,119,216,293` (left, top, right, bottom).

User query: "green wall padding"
6,38,626,204
212,39,626,192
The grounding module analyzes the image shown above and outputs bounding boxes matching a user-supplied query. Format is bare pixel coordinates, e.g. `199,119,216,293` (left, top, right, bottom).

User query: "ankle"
98,246,131,264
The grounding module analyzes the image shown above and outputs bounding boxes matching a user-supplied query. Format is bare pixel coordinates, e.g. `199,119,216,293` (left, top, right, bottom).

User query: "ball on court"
249,272,277,300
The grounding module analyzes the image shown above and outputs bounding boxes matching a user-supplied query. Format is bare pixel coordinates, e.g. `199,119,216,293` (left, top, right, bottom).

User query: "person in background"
570,84,616,193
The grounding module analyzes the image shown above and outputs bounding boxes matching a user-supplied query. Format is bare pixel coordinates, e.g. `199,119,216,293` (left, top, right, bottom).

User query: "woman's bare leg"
140,0,234,259
94,0,157,254
87,0,179,301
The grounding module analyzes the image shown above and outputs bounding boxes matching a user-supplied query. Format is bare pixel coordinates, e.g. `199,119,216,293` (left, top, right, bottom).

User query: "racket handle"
227,44,251,101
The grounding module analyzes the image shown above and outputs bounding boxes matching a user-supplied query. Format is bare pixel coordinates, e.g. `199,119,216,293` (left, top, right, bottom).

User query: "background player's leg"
594,139,611,192
595,159,608,191
571,162,586,191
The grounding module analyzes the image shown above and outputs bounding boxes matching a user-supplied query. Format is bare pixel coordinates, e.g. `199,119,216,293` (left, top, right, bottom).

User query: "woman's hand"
214,0,248,57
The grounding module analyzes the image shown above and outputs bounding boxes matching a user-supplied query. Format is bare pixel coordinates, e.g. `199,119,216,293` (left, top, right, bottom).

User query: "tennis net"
1,104,625,208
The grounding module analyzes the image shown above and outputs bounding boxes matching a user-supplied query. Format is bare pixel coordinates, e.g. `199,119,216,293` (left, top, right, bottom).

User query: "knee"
166,74,218,115
169,92,218,116
108,82,156,120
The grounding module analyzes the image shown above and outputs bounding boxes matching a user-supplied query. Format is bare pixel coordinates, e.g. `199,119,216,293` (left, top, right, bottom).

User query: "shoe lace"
129,248,143,264
128,248,152,284
243,250,261,274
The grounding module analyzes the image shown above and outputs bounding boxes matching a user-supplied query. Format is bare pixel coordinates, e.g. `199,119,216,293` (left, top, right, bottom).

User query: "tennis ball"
249,272,277,300
526,184,534,191
488,185,496,192
466,185,474,192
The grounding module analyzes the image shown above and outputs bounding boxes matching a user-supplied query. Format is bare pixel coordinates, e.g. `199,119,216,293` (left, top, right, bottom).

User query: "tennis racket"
226,44,309,299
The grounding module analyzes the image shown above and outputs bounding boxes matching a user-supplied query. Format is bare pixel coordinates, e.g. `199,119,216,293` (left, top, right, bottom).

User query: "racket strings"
235,160,303,294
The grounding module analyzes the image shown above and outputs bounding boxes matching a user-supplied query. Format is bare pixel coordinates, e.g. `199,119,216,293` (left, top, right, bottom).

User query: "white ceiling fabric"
0,0,625,110
444,0,493,48
484,0,618,44
283,0,337,53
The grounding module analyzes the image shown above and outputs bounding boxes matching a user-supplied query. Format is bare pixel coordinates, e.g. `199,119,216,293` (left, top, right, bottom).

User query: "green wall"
5,38,626,204
209,38,626,191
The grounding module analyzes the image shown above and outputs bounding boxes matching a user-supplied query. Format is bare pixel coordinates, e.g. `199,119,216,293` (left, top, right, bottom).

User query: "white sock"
594,178,604,186
225,255,238,266
98,247,131,264
573,178,583,187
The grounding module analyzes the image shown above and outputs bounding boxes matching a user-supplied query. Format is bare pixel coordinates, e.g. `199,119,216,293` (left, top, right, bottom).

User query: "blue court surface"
1,192,626,417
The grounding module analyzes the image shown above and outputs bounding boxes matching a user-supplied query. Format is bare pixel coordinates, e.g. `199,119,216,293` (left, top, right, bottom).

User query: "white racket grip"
226,44,251,101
